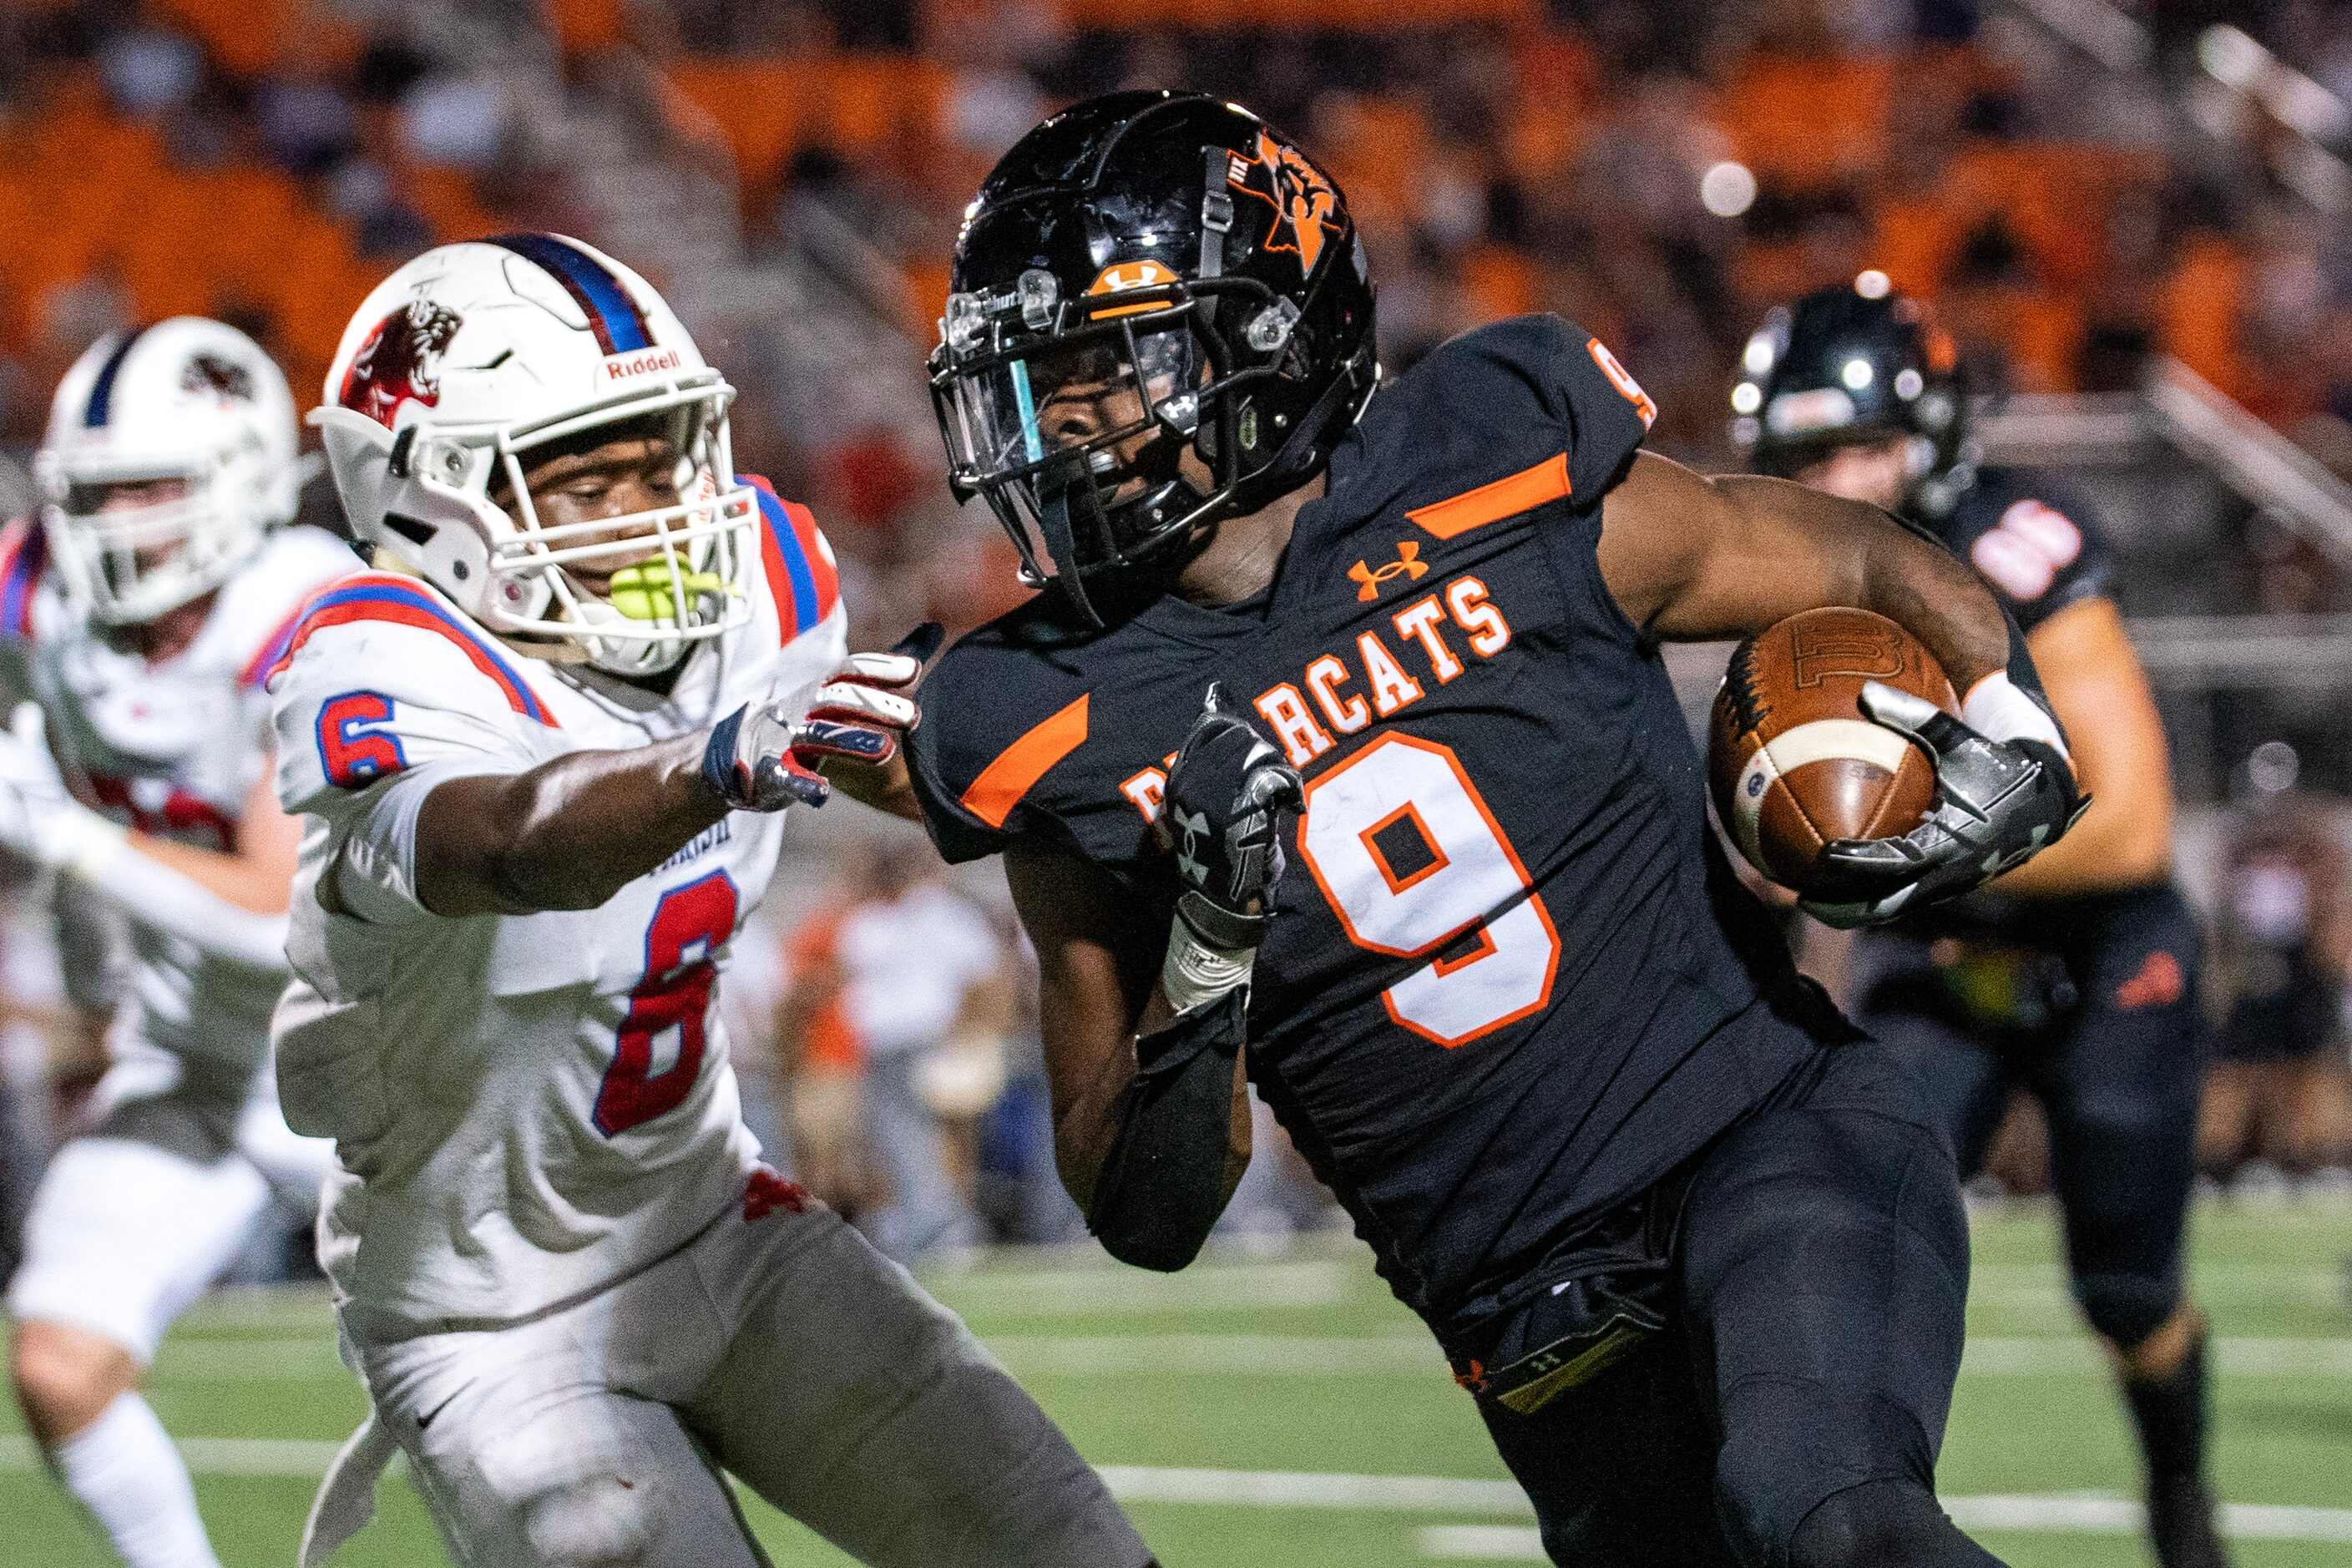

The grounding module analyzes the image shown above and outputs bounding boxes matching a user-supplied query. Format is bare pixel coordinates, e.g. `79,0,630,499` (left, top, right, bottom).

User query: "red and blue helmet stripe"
0,521,47,637
487,234,654,357
82,326,149,427
268,573,556,726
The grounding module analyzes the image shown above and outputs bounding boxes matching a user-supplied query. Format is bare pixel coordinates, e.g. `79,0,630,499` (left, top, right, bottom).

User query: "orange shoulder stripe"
960,694,1090,828
1405,453,1571,540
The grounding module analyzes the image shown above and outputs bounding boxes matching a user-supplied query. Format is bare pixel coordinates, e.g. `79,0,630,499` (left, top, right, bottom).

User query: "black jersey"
1922,468,2112,637
910,316,1849,1343
1892,470,2132,948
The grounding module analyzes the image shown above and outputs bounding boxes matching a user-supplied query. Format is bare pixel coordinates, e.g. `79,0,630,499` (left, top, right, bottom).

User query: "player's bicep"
409,769,539,918
1596,453,1871,637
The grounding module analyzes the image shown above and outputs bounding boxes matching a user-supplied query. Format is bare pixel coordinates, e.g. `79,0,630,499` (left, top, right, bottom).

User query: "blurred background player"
774,829,1009,1260
2,317,356,1568
275,234,1151,1568
1738,280,2226,1568
2201,760,2352,1181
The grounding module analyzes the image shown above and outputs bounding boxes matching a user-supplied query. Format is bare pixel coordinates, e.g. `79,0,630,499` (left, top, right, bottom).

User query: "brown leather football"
1707,607,1957,898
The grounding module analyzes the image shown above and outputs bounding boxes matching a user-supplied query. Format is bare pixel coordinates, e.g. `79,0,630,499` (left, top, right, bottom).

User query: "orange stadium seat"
666,56,952,210
400,164,500,245
1502,31,1594,187
2159,233,2256,408
1312,97,1434,229
665,62,802,206
147,0,305,76
1718,54,1896,190
1047,0,1533,24
546,0,630,56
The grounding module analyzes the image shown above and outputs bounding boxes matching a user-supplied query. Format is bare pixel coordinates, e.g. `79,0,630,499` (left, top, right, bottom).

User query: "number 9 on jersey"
1297,733,1560,1047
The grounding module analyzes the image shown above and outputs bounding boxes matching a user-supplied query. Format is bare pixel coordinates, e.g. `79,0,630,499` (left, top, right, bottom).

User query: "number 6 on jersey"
1297,733,1560,1046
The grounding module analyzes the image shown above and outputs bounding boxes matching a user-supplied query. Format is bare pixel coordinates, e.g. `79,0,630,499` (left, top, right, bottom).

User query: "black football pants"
1476,1042,2001,1567
1858,888,2203,1351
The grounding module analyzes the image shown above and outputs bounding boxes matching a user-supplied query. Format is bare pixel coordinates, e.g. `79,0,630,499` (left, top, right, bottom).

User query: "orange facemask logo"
1227,130,1344,277
1086,259,1181,319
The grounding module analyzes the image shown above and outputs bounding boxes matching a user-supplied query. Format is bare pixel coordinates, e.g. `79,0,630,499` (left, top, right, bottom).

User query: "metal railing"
1979,358,2352,567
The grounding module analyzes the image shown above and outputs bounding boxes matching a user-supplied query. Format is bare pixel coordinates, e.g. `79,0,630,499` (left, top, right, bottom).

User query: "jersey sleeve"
1424,315,1656,508
267,574,555,918
1959,485,2115,634
906,620,1101,867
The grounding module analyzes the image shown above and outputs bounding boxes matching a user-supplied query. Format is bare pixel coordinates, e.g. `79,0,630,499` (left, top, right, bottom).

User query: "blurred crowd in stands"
3,0,2352,1272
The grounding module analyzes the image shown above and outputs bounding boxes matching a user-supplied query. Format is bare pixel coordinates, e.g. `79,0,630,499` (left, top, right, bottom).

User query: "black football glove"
1799,680,2089,929
1158,685,1305,951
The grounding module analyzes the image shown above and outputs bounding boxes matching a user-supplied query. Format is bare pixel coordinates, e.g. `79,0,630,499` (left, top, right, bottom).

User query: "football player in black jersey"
1739,281,2226,1568
897,93,2088,1568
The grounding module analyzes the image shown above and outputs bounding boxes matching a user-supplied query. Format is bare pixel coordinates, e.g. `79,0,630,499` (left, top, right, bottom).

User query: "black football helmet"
930,91,1378,625
1734,278,1974,517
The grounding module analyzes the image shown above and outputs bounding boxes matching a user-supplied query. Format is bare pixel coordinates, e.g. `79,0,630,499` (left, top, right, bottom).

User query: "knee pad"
2075,1268,2181,1351
1788,1480,2001,1568
1712,1381,1935,1565
520,1474,655,1568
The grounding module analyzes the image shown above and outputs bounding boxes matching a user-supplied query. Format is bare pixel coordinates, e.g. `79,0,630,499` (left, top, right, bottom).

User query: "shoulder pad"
907,625,1093,863
1356,315,1652,527
266,571,558,728
741,475,842,648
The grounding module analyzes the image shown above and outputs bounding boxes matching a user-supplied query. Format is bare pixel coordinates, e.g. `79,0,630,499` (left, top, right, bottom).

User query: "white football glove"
0,702,118,872
700,626,938,812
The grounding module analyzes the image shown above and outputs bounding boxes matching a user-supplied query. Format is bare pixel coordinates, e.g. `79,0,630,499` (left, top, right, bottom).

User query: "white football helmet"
35,317,301,625
312,233,754,677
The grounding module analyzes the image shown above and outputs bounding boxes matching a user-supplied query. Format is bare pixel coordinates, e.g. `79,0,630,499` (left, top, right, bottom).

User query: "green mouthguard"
607,563,731,622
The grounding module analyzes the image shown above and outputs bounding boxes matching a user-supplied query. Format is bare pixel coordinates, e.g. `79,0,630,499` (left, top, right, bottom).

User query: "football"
1707,607,1957,898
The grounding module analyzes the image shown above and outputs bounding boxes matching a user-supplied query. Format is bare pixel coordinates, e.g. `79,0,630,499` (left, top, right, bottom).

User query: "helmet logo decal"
181,353,255,402
1226,130,1343,277
1086,259,1180,319
338,301,464,429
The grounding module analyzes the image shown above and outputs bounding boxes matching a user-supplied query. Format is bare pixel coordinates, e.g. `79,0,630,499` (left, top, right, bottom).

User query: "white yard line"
128,1331,2352,1382
1100,1464,1528,1513
0,1434,346,1476
939,1259,1355,1315
3,1438,2344,1547
986,1333,1439,1375
1423,1492,2352,1556
1963,1336,2352,1377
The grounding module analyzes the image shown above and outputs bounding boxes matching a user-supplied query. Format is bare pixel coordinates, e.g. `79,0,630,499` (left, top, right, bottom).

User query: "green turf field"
3,1197,2347,1565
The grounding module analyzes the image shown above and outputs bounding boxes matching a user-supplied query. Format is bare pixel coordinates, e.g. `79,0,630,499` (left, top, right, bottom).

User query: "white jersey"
269,480,847,1334
0,519,358,1095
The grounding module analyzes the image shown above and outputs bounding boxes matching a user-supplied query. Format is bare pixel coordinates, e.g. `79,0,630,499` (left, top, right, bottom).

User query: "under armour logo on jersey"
1348,541,1429,600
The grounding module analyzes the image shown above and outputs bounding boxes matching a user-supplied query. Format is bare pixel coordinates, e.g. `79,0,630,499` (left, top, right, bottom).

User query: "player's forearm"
1844,498,2016,694
1991,607,2172,895
416,734,727,917
1608,460,2014,690
60,832,290,969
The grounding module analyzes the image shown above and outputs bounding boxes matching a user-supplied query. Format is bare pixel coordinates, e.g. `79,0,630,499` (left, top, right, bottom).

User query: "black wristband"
701,706,746,806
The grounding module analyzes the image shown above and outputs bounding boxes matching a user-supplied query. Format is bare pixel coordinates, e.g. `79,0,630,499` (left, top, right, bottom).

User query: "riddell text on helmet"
604,347,685,382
